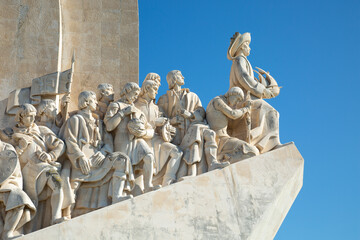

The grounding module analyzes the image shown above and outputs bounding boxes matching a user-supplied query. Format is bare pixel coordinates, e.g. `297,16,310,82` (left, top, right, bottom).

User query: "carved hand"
263,89,274,99
79,156,91,175
155,117,167,126
92,151,106,167
38,151,52,163
180,109,192,119
123,106,136,116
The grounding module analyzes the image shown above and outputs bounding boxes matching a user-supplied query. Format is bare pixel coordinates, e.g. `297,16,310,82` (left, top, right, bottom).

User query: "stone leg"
162,148,182,186
1,206,24,240
47,175,64,225
203,129,230,171
143,154,160,193
176,160,188,179
112,158,133,203
187,163,197,177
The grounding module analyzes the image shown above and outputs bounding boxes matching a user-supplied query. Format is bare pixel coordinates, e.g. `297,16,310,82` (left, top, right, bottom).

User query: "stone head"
225,87,244,107
97,83,114,102
166,70,184,89
78,91,98,111
120,82,140,104
15,104,37,128
144,73,161,87
37,99,57,121
140,80,158,100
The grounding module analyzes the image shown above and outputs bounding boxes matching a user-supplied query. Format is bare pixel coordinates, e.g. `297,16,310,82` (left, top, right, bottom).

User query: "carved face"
228,95,243,108
241,42,251,56
21,112,36,128
147,85,158,100
44,102,57,120
126,89,140,104
174,71,185,86
100,87,114,102
88,95,98,112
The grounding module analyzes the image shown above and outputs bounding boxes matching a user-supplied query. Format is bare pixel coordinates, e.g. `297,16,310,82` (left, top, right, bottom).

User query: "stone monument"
0,1,303,240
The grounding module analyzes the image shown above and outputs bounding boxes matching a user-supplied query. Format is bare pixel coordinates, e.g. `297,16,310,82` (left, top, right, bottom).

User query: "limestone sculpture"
0,140,36,240
36,99,65,135
177,107,229,179
11,104,66,231
206,87,259,163
157,70,202,146
95,83,114,120
104,83,161,194
227,32,281,153
62,91,134,217
135,79,182,186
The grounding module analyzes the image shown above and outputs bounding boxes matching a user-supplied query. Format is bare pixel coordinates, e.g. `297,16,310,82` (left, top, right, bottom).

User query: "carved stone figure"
135,79,182,186
206,88,259,163
227,32,281,153
0,140,36,240
157,70,202,145
62,91,134,217
11,104,66,230
144,73,161,87
177,107,230,179
36,99,64,135
95,83,114,120
104,83,160,193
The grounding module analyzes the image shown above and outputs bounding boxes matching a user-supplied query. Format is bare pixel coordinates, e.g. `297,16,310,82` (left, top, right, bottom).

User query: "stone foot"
209,161,230,171
113,195,133,204
144,185,162,193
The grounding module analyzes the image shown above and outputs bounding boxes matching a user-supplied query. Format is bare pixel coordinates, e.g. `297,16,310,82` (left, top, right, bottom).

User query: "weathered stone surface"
0,0,139,128
18,142,303,240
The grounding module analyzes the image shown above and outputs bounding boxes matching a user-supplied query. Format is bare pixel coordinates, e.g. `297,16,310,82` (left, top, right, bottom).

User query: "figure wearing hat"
227,32,282,153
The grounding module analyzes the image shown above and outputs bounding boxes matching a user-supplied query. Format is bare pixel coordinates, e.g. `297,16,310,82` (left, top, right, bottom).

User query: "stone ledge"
19,142,303,240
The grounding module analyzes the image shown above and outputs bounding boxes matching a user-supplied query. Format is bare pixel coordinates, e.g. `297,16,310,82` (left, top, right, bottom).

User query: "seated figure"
11,104,66,231
0,139,36,240
104,83,160,194
62,91,134,217
135,79,182,186
177,107,229,179
206,87,259,163
227,32,281,153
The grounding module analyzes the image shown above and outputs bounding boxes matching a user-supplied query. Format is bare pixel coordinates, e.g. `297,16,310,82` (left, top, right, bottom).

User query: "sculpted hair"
225,87,244,99
97,83,114,92
166,70,180,89
195,106,206,119
140,80,157,97
120,82,140,97
78,91,96,109
15,104,37,122
37,99,56,117
144,73,161,86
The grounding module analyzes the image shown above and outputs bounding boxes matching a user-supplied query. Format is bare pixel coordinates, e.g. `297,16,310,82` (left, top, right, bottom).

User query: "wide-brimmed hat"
227,32,251,60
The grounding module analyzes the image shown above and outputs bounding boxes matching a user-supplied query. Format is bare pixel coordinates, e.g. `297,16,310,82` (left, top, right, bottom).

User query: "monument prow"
18,142,303,240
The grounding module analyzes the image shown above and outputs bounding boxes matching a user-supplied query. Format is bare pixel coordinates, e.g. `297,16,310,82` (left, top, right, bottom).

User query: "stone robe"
229,56,280,153
63,112,134,213
12,124,65,206
157,88,202,145
104,101,153,166
0,142,36,234
134,97,179,175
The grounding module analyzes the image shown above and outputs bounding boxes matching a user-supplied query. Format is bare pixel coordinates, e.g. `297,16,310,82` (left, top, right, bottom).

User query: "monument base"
18,142,303,240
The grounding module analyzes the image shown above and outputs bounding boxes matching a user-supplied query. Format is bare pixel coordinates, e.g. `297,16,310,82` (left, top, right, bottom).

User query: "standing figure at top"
227,32,281,153
157,70,202,146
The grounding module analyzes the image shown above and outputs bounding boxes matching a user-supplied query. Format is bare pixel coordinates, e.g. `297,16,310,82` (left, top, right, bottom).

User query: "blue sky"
139,0,360,239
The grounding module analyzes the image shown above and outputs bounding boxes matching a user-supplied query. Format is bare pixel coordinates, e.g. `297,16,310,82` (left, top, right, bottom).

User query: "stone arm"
214,97,249,120
104,102,124,132
64,116,85,169
234,57,266,98
39,126,65,161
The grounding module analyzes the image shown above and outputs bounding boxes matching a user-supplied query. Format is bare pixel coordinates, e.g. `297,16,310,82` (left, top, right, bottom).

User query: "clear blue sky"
139,0,360,239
